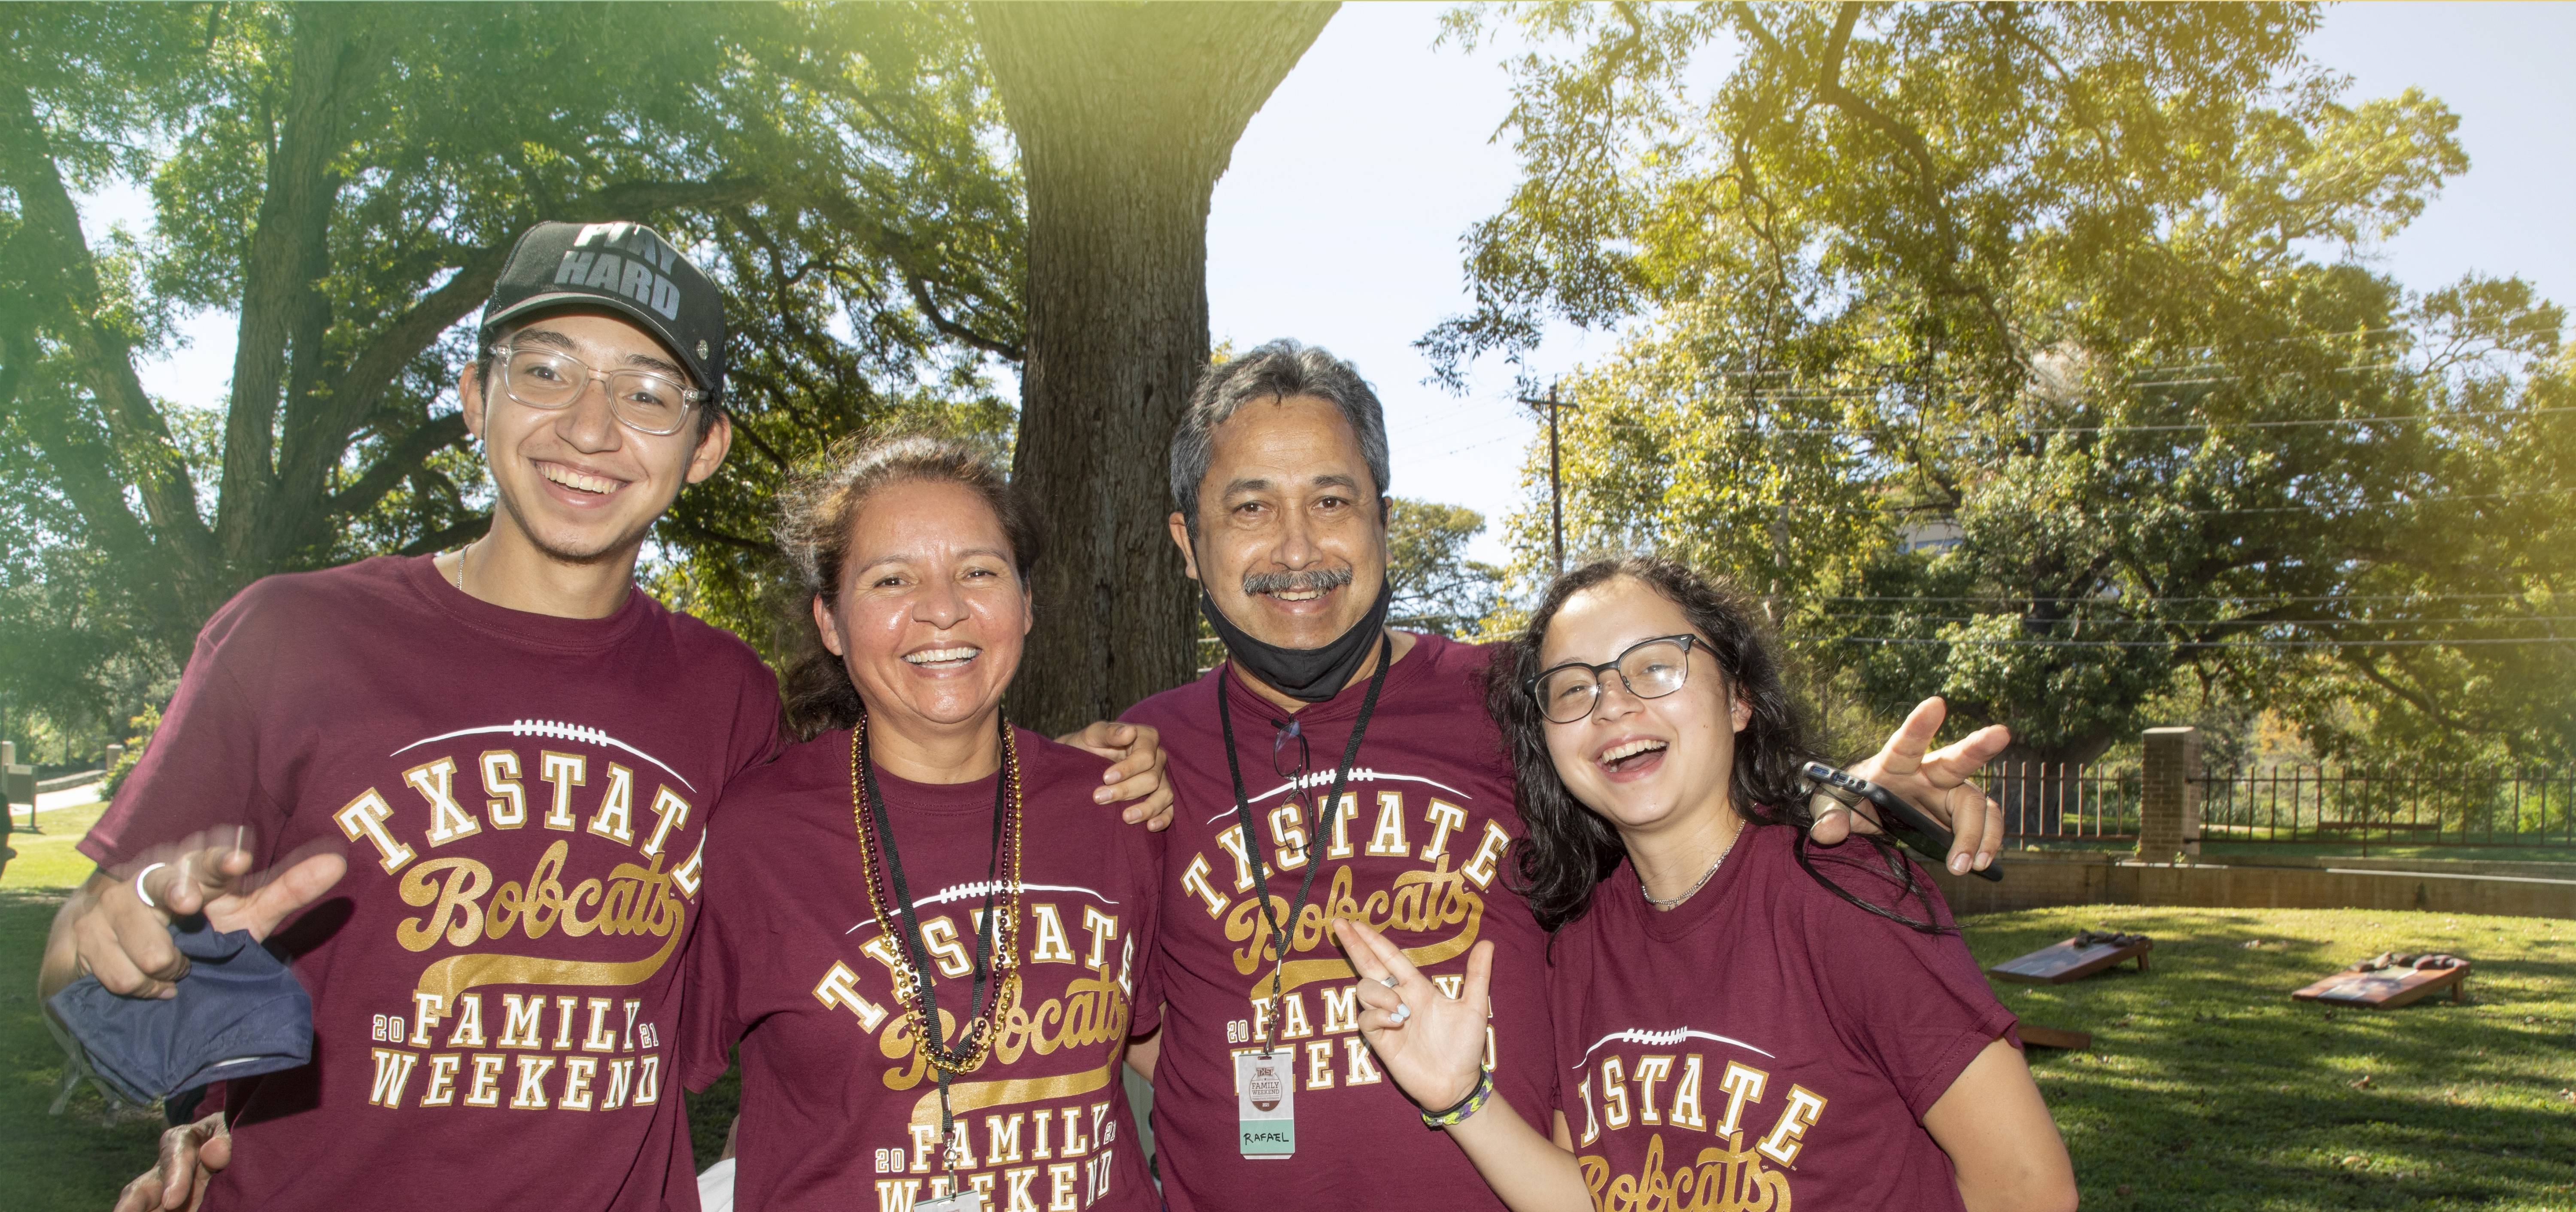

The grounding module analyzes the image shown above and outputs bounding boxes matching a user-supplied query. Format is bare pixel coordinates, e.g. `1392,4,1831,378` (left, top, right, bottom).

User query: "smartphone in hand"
1804,761,2005,883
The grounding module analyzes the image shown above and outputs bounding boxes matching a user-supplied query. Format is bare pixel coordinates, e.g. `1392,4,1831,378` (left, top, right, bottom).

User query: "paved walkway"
36,780,102,811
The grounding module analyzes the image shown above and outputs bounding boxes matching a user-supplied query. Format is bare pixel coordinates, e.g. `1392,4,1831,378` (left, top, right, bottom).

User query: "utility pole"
1519,388,1581,576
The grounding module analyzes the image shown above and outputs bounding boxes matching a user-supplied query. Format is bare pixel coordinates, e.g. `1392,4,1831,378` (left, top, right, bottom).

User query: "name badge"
1236,1049,1296,1158
916,1190,987,1212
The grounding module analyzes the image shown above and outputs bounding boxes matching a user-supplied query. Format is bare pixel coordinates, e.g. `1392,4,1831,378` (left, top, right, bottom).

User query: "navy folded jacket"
48,920,313,1105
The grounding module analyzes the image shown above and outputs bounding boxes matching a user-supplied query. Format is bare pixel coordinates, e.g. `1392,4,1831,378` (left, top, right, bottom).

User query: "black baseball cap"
479,220,727,404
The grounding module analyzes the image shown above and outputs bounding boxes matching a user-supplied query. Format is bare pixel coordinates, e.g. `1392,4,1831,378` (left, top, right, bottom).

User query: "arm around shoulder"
1921,1037,2078,1212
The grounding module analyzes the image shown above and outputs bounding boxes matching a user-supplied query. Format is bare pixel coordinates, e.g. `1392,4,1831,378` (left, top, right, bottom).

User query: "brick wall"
2137,726,2201,860
1922,850,2576,920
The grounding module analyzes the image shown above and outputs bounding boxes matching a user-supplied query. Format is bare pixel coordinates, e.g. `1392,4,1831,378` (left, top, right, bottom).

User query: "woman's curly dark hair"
1484,556,1942,935
773,433,1041,739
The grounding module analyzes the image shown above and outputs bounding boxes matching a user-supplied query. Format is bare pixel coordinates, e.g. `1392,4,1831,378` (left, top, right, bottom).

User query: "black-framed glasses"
488,343,708,436
1272,717,1310,787
1528,634,1699,724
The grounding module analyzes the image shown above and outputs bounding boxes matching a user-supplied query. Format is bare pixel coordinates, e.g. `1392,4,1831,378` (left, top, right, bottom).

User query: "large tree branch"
324,411,471,519
0,328,159,563
0,78,218,588
653,515,773,553
224,4,375,562
394,514,490,559
1806,5,2027,370
902,272,1024,361
2338,650,2482,736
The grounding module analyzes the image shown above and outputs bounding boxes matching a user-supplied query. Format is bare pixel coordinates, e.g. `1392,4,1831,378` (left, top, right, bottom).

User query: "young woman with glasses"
1334,557,2078,1212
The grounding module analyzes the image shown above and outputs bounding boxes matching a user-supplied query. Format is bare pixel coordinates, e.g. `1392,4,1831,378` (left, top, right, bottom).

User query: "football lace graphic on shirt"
1205,766,1476,825
392,719,696,792
1576,1027,1776,1067
846,882,1118,935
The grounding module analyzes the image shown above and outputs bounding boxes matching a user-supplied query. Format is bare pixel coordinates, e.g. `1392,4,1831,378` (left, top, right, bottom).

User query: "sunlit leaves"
1447,2,2571,763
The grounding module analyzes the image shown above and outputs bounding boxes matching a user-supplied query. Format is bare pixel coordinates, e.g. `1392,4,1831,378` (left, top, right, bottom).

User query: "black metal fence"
2197,766,2576,849
1991,762,2142,843
1989,760,2576,850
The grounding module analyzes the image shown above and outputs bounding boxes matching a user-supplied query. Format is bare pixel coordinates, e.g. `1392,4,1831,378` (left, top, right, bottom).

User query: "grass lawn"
1964,905,2576,1211
3,799,170,1210
3,818,2570,1209
4,800,117,894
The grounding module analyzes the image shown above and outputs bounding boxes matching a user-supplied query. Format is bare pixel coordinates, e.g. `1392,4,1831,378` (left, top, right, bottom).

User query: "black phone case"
1804,762,2004,883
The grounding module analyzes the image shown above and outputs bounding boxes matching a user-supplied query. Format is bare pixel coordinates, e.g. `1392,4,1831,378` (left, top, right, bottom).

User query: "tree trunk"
973,1,1336,732
221,3,375,569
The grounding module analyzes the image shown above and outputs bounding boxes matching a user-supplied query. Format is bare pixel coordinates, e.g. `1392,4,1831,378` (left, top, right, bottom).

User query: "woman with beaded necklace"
679,435,1161,1212
1335,558,2076,1212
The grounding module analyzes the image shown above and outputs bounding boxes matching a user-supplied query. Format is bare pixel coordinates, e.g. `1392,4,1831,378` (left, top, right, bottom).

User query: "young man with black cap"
49,220,1173,1212
1121,339,2012,1212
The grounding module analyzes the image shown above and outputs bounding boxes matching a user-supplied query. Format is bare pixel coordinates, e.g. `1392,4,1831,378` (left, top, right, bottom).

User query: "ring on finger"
1379,974,1400,990
134,862,168,911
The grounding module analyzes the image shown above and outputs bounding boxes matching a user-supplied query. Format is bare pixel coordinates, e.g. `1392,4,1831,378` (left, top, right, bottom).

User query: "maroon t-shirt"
1120,632,1551,1212
1549,823,2018,1212
81,555,783,1212
680,726,1163,1212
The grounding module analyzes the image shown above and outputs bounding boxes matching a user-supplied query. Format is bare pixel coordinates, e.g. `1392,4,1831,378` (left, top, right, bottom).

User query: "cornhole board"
1989,935,2151,985
2017,1024,2093,1050
2292,961,2469,1009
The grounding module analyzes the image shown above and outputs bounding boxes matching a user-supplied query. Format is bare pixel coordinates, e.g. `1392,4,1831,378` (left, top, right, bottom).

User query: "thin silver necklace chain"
1642,824,1744,911
450,540,471,594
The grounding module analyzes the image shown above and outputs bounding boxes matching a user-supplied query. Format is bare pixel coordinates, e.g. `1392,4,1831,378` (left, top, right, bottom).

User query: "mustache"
1242,565,1355,596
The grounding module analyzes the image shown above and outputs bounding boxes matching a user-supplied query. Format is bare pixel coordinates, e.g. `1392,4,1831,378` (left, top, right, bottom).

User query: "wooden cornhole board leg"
2017,1024,2093,1050
1989,938,2152,985
2290,963,2470,1009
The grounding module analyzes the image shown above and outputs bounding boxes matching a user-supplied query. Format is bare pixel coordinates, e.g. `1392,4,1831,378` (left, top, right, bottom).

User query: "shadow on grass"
0,889,162,1211
1964,906,2576,1211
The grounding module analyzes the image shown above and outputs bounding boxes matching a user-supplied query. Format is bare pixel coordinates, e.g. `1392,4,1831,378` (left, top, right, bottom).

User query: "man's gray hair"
1169,339,1391,529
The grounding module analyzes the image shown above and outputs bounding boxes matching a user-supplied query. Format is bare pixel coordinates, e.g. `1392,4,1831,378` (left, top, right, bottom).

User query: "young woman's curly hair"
1484,556,1943,935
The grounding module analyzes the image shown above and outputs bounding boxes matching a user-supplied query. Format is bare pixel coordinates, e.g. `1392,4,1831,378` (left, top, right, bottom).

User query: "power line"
1387,400,1501,438
1432,432,1522,458
1613,327,2418,385
1822,635,2576,650
1579,403,2576,440
1814,613,2576,627
1822,592,2544,604
1605,490,2553,519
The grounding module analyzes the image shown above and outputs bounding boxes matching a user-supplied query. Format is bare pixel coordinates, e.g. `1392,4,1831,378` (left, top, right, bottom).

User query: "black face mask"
1199,579,1394,703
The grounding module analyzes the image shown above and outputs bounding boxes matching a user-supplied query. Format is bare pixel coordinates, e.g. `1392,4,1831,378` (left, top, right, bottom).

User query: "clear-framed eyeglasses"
1528,634,1700,724
488,343,708,436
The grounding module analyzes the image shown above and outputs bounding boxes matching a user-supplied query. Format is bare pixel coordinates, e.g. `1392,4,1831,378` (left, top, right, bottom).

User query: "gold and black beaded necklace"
849,712,1025,1188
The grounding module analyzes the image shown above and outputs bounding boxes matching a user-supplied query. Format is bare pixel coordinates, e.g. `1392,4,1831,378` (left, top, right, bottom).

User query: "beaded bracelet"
1421,1067,1495,1130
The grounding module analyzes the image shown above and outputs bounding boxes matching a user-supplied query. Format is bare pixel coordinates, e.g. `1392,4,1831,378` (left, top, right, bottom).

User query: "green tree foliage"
0,2,1023,736
1441,2,2573,765
1385,497,1505,638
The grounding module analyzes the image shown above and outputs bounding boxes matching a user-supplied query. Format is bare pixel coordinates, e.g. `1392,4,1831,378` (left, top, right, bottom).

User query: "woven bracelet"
1421,1067,1495,1130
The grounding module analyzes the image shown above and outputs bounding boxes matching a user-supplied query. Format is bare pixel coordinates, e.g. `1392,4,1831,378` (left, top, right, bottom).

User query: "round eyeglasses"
489,344,708,436
1527,634,1699,724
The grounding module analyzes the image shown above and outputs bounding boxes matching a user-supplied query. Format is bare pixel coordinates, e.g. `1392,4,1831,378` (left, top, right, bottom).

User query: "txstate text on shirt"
1180,780,1512,1091
1571,1030,1822,1212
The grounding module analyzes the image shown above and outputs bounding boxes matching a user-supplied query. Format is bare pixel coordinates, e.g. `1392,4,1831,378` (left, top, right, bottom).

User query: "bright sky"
102,2,2576,567
1209,1,2576,563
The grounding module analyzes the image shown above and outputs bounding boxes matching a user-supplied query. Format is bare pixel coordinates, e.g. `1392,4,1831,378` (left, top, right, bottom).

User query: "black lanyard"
854,714,1011,1162
1218,633,1392,1057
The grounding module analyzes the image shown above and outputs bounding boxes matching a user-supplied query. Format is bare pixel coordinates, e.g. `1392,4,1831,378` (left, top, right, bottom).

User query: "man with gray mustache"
1242,565,1352,599
1118,339,2013,1210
